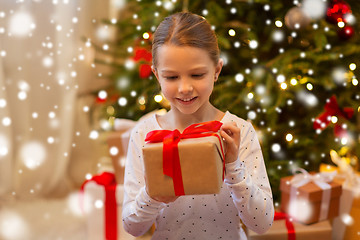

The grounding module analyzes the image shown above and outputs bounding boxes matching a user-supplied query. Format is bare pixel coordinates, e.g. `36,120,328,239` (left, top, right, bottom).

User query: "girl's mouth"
176,96,198,105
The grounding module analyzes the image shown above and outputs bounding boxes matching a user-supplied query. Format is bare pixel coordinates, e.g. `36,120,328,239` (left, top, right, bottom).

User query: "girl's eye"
192,73,205,78
164,76,178,80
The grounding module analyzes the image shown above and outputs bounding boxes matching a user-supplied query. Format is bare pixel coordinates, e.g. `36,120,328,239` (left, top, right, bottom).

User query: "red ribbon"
274,211,296,240
81,172,118,240
313,95,354,132
145,120,225,196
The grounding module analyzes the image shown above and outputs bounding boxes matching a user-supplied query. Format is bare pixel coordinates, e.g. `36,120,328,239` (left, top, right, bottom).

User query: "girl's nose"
178,79,193,93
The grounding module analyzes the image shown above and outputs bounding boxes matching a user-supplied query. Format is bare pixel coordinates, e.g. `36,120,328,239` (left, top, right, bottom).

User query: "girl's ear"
151,65,159,81
214,58,223,82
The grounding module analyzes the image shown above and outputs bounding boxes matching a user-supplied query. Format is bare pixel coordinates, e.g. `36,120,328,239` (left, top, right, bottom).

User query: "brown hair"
152,12,220,67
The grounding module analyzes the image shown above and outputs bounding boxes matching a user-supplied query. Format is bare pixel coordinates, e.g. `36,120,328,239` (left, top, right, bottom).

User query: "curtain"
0,0,116,199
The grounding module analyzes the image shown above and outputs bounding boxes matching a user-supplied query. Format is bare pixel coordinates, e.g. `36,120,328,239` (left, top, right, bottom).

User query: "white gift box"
83,180,136,240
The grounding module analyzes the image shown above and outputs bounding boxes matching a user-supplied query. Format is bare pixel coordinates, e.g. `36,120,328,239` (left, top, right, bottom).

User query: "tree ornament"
301,0,327,20
134,48,152,62
96,96,107,104
139,64,152,78
338,25,354,40
326,0,352,25
313,95,354,131
284,7,311,30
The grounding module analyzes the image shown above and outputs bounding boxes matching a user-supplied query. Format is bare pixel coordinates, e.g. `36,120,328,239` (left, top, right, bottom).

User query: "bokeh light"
2,117,11,127
301,0,327,20
20,141,47,170
0,210,30,240
249,40,258,49
109,146,119,156
0,99,6,108
8,11,35,37
332,67,348,85
271,143,281,153
288,198,313,223
89,130,99,140
0,134,9,157
228,29,235,36
275,20,283,28
154,94,163,103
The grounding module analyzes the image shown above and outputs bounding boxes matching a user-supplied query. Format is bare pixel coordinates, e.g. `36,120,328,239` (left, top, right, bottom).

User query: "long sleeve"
224,120,274,234
121,126,166,237
121,113,274,239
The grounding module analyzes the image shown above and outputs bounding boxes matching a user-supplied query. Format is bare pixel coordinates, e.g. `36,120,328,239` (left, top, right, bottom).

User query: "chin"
171,101,207,116
178,107,202,115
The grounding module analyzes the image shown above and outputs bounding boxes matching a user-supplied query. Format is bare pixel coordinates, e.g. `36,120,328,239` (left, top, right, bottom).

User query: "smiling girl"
122,12,274,239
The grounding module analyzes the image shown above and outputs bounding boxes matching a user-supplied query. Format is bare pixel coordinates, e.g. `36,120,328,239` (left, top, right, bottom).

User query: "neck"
168,103,223,132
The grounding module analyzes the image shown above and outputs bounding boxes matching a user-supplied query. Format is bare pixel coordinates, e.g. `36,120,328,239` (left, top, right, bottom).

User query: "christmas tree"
87,0,360,202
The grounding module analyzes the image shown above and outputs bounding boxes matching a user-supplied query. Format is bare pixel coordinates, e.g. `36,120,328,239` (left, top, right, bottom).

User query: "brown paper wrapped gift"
143,133,224,197
280,171,342,225
247,218,332,240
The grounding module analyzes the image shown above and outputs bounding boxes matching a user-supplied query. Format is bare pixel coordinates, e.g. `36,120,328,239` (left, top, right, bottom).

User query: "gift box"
108,110,167,184
280,169,342,225
320,163,360,240
81,172,136,240
247,213,332,240
142,121,225,197
107,121,134,184
333,187,360,240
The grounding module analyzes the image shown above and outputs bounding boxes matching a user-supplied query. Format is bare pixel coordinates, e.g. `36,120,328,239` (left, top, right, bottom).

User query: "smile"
176,96,198,104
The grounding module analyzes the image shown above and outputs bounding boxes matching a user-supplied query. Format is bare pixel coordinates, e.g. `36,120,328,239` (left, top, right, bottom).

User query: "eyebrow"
160,67,208,74
160,70,177,74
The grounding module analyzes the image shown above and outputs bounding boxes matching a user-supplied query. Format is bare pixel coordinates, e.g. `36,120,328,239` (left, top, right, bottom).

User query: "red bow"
81,172,118,240
313,95,354,133
274,211,296,240
145,121,225,196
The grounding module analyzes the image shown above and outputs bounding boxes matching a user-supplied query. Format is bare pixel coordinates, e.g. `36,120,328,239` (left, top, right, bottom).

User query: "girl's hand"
220,122,241,164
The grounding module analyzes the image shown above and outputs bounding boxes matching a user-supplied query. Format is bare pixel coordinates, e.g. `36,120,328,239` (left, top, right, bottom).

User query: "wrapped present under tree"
280,168,342,225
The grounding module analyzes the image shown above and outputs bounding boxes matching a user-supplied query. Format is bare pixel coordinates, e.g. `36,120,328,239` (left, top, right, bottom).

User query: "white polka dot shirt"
122,111,274,239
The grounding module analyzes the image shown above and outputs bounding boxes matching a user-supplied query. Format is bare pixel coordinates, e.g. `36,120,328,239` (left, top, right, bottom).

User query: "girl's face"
152,45,223,115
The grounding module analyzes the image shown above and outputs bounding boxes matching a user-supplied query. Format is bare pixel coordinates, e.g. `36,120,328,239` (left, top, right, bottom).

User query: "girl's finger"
221,122,239,133
220,129,234,144
221,123,240,141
